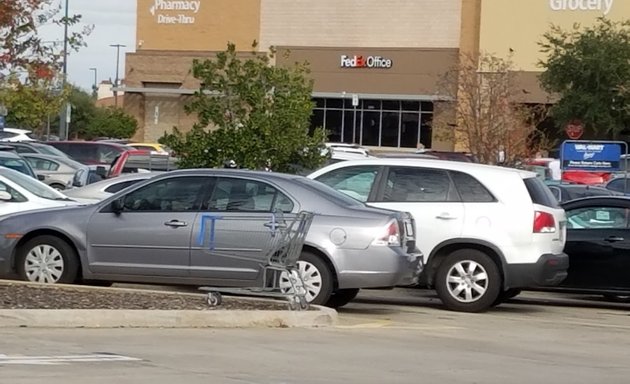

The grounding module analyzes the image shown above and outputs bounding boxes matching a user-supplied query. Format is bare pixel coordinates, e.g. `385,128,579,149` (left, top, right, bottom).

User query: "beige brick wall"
259,0,461,50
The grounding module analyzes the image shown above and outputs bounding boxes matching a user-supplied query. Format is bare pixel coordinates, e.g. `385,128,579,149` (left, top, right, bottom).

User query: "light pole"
59,0,69,140
89,67,98,98
110,44,126,107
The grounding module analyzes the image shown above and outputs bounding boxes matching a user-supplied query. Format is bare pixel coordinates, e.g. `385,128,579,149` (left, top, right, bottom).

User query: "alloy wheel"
24,244,65,283
445,260,489,303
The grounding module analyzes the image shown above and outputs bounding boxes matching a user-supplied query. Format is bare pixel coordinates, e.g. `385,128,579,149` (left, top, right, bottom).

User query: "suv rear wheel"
435,249,501,313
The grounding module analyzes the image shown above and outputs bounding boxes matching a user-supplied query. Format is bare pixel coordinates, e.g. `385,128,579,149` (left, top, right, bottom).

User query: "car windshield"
35,144,71,158
0,157,35,178
0,168,70,200
294,177,364,207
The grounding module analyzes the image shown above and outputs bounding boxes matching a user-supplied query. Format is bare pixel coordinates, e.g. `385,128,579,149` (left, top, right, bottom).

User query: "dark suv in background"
48,141,135,165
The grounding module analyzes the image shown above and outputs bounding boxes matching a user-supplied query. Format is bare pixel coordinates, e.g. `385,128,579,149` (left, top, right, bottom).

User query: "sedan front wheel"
16,235,80,284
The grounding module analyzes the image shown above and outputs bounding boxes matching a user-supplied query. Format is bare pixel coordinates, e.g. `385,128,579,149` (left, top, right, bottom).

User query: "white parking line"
0,353,141,365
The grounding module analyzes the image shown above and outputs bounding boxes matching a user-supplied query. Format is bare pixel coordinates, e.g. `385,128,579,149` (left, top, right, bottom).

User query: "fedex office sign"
340,55,393,69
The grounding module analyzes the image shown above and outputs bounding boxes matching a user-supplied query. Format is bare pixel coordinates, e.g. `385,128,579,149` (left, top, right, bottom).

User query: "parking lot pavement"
1,289,630,384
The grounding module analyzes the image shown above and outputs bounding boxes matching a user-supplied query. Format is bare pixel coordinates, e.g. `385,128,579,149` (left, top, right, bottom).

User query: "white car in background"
0,128,37,142
63,172,161,202
309,158,569,312
0,167,83,215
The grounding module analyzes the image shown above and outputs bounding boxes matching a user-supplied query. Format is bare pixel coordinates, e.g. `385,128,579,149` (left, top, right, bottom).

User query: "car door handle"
436,213,458,220
605,236,624,242
164,220,188,228
264,221,287,230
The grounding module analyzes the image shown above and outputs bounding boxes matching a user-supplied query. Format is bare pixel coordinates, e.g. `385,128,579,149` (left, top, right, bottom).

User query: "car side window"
548,186,561,202
121,177,207,212
0,181,27,202
97,145,121,164
566,206,629,229
13,146,36,154
104,180,143,194
381,167,456,202
450,171,496,202
206,177,294,213
314,166,379,202
607,178,629,193
26,158,60,171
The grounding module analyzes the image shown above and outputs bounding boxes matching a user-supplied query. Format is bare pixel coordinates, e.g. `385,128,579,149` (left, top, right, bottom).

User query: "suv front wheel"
435,249,501,313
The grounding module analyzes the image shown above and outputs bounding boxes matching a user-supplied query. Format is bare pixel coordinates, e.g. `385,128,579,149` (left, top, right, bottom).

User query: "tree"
160,42,327,172
85,107,138,139
433,53,551,165
538,18,630,139
0,74,68,133
65,86,97,138
1,0,91,79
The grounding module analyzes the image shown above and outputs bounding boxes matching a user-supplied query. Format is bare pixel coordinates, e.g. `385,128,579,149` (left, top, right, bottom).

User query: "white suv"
308,158,569,312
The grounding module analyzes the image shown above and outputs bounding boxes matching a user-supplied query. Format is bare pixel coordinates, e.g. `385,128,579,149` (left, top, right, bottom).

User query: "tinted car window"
450,171,495,202
314,166,379,202
382,167,454,202
567,206,629,229
0,157,36,178
523,177,559,208
207,177,294,213
122,177,207,212
105,179,144,194
12,145,37,154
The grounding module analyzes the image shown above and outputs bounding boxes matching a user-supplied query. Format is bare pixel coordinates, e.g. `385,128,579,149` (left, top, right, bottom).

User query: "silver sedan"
0,169,422,307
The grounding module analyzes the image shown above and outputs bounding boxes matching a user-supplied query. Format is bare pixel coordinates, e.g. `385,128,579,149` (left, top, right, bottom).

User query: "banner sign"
561,142,621,171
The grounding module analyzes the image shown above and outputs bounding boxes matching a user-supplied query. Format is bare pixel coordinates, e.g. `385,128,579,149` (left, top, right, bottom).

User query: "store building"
125,1,628,149
124,0,467,150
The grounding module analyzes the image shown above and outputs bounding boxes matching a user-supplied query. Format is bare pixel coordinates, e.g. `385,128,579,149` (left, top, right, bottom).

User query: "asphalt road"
1,289,629,384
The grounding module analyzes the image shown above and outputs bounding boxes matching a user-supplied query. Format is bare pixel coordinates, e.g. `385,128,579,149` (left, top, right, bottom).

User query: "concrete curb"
0,307,338,329
0,280,338,328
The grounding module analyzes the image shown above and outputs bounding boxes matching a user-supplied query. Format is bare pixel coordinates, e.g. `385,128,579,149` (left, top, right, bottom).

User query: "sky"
40,0,137,92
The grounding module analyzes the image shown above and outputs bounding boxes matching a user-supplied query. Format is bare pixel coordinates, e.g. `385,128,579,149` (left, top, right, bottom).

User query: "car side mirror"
0,191,11,201
37,174,46,181
111,198,125,214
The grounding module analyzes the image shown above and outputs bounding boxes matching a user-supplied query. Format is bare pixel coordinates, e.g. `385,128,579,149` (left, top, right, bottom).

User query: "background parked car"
127,142,172,156
308,158,568,312
0,150,39,179
21,153,90,190
605,175,630,195
0,169,422,307
4,141,71,158
64,172,160,201
0,128,37,142
0,167,81,216
532,196,630,301
547,183,621,203
47,141,136,166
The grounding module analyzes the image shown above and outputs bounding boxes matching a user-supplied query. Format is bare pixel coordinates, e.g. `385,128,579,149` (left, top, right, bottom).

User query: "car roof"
561,196,630,208
160,168,309,182
311,158,536,178
0,151,22,159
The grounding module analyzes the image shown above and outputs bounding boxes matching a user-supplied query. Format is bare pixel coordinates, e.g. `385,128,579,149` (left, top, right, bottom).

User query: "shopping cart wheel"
206,292,223,307
298,296,309,311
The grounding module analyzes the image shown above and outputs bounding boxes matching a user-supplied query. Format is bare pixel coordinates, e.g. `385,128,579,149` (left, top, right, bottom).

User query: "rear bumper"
504,252,569,289
334,247,423,290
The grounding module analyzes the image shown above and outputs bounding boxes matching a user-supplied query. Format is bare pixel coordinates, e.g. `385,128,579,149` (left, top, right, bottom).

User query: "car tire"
281,252,334,306
435,249,501,313
16,235,80,284
492,288,522,306
325,288,360,308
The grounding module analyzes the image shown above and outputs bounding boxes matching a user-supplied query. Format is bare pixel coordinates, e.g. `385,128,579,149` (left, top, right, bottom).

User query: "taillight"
533,211,556,233
372,219,401,246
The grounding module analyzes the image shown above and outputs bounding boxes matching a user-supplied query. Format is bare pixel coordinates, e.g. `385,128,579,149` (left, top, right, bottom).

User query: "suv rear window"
523,177,559,208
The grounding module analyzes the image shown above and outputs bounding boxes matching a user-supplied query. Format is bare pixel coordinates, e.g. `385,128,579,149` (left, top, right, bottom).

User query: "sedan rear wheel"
16,235,79,284
279,252,333,305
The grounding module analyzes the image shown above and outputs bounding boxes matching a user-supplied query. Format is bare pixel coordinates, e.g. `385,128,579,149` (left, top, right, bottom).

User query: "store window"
310,97,433,149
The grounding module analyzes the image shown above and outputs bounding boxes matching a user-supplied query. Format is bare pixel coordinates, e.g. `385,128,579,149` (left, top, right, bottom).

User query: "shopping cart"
198,210,315,311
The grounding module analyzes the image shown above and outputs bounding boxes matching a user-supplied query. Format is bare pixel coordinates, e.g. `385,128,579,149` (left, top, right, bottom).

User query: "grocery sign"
560,141,621,171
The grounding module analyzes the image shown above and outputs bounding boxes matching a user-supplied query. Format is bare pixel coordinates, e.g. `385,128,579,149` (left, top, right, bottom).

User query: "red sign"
565,120,584,140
